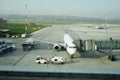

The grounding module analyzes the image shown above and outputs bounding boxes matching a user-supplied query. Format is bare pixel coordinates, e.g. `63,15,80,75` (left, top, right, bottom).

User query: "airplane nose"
67,48,76,55
71,48,76,54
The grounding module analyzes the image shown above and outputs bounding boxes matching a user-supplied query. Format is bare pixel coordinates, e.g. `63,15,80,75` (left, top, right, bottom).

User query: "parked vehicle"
0,44,7,56
36,55,48,64
51,56,65,64
21,34,27,38
0,40,16,57
5,41,16,50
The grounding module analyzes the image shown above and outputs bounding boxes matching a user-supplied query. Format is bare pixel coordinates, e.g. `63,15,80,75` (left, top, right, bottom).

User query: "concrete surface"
0,24,120,75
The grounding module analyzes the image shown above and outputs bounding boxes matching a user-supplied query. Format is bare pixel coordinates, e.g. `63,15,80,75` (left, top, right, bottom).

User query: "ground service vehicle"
36,56,48,64
51,56,65,64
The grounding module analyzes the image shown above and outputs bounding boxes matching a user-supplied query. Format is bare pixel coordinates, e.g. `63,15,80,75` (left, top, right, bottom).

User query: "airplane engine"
53,44,61,51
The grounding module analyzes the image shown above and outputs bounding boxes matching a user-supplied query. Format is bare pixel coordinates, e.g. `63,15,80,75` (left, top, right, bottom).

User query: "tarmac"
0,24,120,79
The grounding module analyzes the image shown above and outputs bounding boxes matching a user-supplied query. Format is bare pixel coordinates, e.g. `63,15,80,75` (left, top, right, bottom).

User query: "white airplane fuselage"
64,34,77,57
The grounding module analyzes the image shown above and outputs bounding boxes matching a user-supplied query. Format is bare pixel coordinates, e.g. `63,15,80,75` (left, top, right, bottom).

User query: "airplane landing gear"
108,55,120,61
69,55,74,63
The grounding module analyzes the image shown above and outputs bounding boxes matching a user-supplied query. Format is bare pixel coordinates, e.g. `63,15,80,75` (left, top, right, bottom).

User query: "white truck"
21,34,27,38
51,56,65,64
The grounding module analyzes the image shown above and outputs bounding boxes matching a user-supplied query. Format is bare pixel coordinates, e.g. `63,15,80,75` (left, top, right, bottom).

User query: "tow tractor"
36,55,48,64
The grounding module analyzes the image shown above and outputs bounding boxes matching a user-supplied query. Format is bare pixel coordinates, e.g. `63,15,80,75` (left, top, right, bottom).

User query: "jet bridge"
77,39,97,52
77,39,120,52
95,40,120,49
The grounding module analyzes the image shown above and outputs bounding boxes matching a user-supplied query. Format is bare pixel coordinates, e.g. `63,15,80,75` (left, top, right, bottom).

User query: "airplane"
22,33,77,58
94,24,109,29
45,34,77,58
22,38,38,51
87,24,110,29
63,34,77,58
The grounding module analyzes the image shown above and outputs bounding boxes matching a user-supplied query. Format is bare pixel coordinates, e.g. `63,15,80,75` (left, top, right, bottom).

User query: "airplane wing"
35,39,63,45
29,38,66,50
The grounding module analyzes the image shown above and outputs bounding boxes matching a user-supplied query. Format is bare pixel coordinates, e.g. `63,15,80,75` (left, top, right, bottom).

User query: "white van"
21,34,27,38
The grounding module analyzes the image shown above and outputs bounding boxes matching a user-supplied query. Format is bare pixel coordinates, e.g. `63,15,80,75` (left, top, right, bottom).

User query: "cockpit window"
69,46,76,48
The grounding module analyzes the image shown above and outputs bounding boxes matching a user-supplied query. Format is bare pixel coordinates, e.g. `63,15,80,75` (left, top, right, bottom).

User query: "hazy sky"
0,0,120,18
